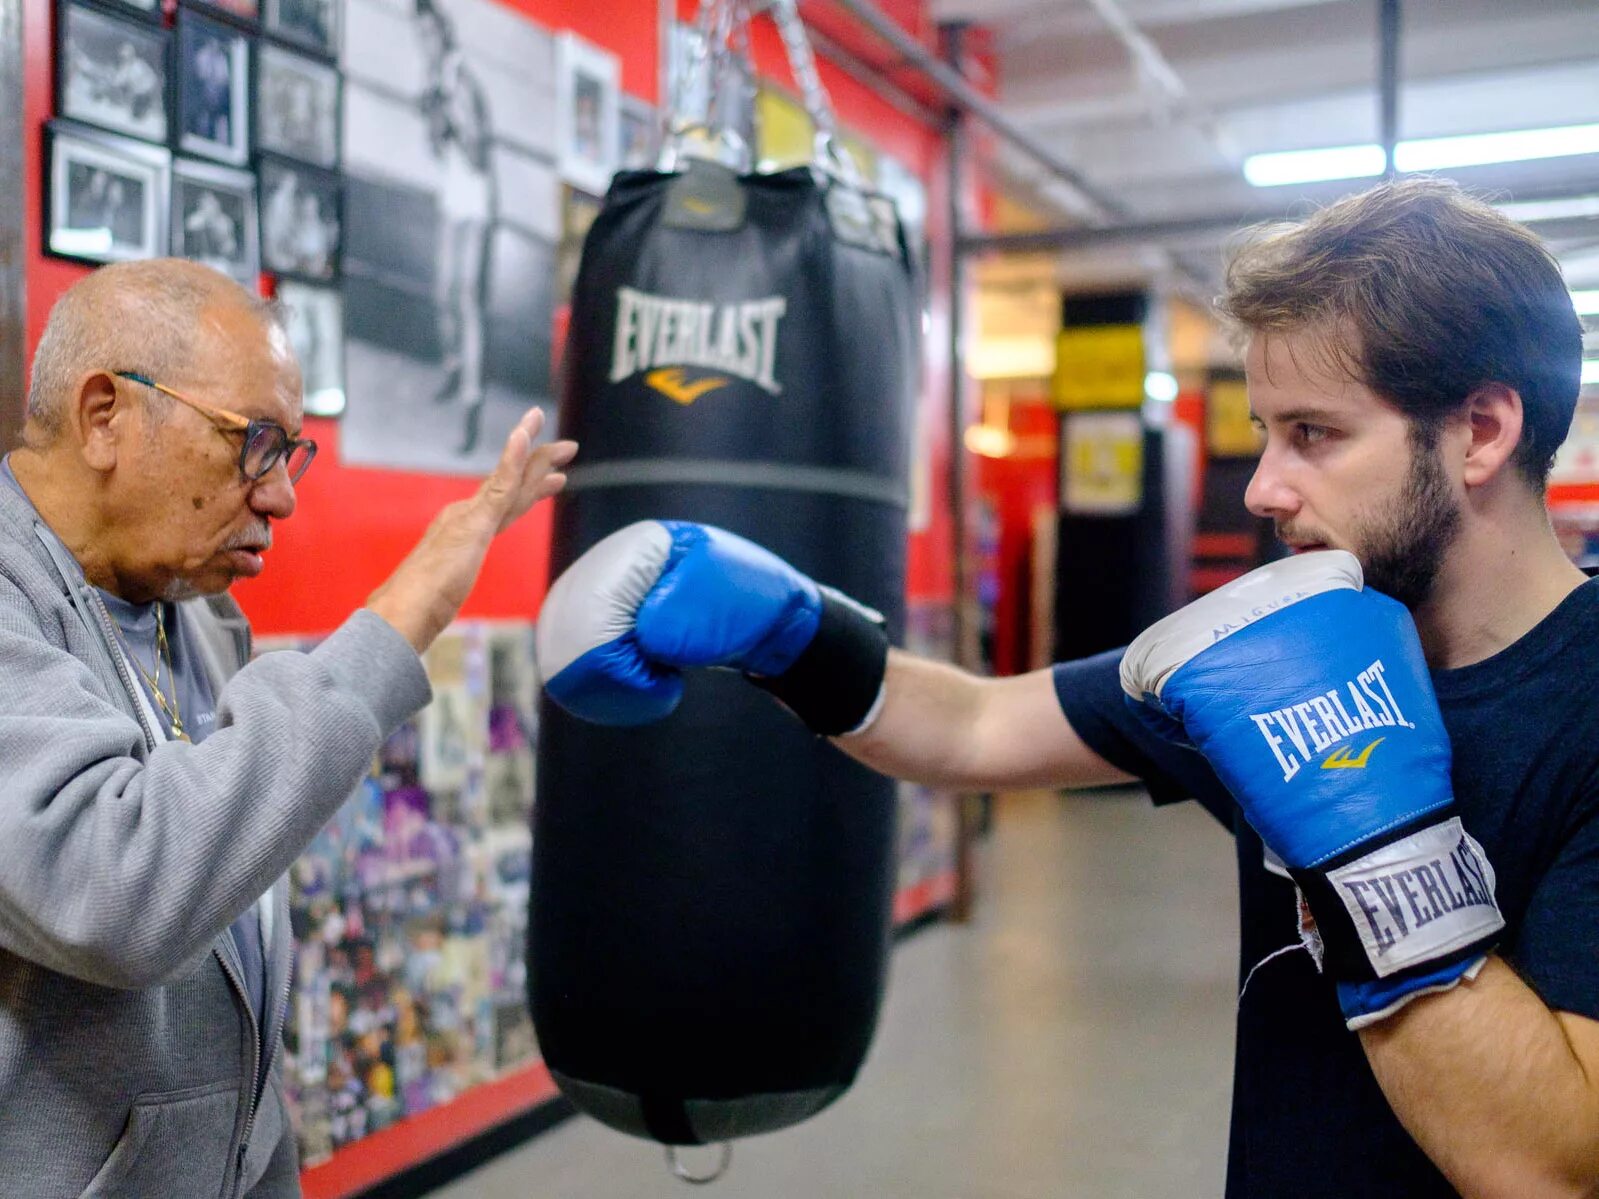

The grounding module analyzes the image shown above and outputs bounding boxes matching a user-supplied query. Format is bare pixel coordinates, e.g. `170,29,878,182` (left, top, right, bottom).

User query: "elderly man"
0,258,575,1197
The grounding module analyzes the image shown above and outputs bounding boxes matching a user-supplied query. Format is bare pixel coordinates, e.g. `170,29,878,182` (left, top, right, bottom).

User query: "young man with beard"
536,178,1598,1196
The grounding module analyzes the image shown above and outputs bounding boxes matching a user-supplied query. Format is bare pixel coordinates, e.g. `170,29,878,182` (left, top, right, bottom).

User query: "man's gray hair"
26,259,282,442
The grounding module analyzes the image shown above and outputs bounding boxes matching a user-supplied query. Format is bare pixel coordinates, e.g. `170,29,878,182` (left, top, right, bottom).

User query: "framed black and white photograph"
176,9,251,165
618,94,655,172
337,0,558,475
46,119,171,264
277,280,345,417
56,1,170,144
256,43,340,169
264,0,339,59
555,31,618,197
171,156,259,285
93,0,163,23
187,0,261,29
259,155,340,281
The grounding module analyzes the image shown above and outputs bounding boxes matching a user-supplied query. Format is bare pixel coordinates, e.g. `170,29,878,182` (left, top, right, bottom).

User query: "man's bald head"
25,259,283,444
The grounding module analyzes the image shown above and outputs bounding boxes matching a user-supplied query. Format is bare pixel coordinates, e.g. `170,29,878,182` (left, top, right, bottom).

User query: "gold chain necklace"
128,606,188,742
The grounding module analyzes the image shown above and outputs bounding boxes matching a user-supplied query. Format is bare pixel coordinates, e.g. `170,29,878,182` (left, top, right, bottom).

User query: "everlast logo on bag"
611,287,788,399
1248,659,1416,783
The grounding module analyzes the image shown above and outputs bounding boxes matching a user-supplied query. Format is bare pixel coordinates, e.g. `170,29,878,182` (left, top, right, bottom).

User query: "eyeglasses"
114,371,317,484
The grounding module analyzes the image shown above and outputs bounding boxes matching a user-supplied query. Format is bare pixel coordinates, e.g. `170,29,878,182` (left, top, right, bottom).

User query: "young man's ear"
1460,383,1524,488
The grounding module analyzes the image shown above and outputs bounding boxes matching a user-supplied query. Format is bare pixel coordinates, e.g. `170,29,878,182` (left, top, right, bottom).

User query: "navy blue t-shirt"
1055,578,1599,1198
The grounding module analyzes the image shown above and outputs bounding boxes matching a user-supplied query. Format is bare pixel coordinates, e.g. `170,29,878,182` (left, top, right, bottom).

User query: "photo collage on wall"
259,621,541,1164
46,0,347,416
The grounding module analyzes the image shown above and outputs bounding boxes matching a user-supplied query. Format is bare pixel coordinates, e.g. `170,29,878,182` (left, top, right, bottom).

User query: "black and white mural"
339,0,558,472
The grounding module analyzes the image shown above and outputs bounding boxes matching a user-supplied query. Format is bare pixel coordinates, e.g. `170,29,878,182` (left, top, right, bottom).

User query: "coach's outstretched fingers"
369,407,577,653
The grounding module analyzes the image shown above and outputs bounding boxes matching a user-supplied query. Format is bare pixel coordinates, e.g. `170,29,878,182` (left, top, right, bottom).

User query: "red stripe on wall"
300,1061,560,1199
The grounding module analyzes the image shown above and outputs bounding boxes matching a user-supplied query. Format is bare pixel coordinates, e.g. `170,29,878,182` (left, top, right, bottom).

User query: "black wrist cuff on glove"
1288,808,1503,984
750,591,889,736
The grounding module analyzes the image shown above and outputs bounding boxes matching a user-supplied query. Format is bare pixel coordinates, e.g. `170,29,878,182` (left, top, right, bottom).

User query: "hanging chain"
768,0,835,140
666,0,854,181
661,0,752,170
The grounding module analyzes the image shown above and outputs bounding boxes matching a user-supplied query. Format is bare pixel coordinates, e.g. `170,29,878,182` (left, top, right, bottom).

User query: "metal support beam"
958,183,1599,256
825,0,1128,223
942,20,980,924
799,21,942,129
944,21,974,679
959,210,1287,255
1379,0,1401,179
0,0,24,453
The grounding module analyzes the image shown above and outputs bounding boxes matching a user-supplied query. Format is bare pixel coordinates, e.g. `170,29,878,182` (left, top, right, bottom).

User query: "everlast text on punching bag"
530,157,919,1149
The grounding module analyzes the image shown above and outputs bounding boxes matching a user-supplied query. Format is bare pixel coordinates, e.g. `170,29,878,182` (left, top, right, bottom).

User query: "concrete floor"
430,788,1239,1199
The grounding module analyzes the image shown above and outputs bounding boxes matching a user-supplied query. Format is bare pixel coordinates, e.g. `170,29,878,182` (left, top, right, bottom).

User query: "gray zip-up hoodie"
0,476,432,1197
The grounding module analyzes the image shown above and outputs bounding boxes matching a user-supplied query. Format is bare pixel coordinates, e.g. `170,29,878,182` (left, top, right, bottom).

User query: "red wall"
19,0,958,631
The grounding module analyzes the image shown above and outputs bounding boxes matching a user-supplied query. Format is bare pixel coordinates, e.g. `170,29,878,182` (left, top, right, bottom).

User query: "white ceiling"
925,0,1599,292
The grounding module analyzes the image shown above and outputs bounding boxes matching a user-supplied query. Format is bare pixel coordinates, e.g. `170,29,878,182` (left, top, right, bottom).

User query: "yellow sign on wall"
1052,324,1146,411
1061,411,1145,515
1208,375,1264,458
756,87,814,171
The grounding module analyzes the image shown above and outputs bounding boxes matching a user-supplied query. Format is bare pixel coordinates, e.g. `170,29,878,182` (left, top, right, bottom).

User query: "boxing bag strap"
750,589,889,737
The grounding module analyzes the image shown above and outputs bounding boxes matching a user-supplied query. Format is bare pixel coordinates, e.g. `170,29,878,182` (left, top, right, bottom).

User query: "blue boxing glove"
536,520,889,735
1120,552,1504,1028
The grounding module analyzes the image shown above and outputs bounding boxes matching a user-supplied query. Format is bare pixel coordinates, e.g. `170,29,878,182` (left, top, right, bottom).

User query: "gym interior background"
4,0,1599,1195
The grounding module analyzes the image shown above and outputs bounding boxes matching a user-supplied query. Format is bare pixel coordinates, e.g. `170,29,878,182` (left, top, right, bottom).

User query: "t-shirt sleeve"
1512,802,1599,1021
1053,648,1237,827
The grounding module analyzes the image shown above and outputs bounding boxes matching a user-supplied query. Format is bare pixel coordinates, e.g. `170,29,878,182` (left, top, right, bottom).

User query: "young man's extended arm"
1360,961,1599,1198
837,650,1136,792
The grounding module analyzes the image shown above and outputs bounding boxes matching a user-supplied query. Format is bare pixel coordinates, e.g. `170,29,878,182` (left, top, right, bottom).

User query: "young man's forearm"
1362,956,1599,1198
837,653,1133,792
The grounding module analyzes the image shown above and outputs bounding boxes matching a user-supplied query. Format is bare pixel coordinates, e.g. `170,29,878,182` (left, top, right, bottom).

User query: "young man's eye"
1295,423,1332,445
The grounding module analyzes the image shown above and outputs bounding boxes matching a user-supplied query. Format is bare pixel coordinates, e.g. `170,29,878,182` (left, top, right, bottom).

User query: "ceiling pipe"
960,191,1599,255
819,0,1130,222
800,20,943,128
1080,0,1236,160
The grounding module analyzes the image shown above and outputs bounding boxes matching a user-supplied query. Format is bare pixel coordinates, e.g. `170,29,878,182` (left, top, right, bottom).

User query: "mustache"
222,525,272,551
1276,523,1328,546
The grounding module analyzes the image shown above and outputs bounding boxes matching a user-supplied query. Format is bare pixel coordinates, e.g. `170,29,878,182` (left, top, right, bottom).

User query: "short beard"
1356,432,1461,609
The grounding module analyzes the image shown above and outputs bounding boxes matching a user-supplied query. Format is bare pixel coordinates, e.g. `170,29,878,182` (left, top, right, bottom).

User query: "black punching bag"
530,161,919,1146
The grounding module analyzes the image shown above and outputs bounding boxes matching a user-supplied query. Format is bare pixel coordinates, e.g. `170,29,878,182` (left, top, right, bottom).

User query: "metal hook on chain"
665,1142,734,1185
660,0,755,172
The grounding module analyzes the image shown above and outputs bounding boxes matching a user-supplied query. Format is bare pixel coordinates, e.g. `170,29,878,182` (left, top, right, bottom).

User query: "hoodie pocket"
79,1079,239,1199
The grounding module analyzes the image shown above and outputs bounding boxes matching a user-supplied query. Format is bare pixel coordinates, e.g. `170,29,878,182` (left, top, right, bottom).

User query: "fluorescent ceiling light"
1245,123,1599,188
1497,195,1599,223
1584,360,1599,386
1573,290,1599,317
1244,144,1386,187
1396,124,1599,172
